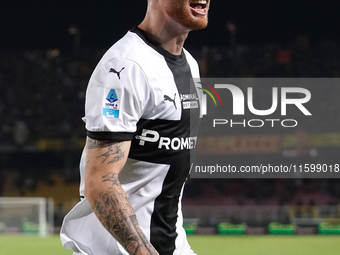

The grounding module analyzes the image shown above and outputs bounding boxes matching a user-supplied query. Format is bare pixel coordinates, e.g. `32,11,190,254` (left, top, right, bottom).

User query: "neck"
138,11,189,55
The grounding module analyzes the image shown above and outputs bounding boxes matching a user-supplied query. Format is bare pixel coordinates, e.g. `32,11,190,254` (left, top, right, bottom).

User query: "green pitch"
0,235,339,255
188,235,340,255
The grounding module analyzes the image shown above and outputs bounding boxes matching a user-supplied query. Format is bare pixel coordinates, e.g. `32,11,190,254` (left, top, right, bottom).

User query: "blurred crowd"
0,49,102,146
184,178,340,206
1,37,340,208
198,36,340,78
1,37,340,146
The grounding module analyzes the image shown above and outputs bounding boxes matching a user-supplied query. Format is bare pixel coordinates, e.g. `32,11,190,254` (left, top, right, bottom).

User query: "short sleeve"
83,58,149,141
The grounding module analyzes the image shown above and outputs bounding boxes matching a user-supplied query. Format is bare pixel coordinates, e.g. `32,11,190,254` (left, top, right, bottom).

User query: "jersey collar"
130,26,186,65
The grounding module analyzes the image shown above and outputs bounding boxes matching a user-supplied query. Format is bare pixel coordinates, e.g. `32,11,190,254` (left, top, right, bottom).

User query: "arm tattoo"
96,143,125,164
86,138,111,149
87,138,157,254
85,160,90,170
129,215,153,254
93,173,156,254
86,137,125,164
102,173,121,187
93,192,141,254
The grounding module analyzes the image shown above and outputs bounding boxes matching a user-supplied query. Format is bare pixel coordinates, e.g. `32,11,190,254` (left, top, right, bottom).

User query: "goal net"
0,197,54,236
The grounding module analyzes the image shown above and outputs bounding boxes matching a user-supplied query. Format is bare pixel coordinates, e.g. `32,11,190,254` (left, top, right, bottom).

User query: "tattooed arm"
84,137,159,255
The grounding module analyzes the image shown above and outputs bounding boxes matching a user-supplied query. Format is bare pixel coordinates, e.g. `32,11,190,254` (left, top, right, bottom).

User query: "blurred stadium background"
1,0,340,253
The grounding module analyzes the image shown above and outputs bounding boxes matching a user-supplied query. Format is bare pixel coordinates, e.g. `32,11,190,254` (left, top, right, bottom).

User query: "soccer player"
60,0,210,254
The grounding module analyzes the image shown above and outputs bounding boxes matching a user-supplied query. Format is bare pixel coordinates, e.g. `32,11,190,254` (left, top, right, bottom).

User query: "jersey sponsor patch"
180,93,199,109
135,129,197,151
103,88,121,118
183,101,199,109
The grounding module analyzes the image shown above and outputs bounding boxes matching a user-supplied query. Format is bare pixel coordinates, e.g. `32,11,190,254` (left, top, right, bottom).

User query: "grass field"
0,234,339,255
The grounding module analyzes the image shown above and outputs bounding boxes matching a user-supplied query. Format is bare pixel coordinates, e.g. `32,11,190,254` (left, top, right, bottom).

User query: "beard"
165,0,208,30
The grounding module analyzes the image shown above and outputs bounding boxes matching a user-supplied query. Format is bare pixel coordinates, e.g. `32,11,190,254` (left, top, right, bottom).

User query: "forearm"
84,138,158,255
88,173,157,255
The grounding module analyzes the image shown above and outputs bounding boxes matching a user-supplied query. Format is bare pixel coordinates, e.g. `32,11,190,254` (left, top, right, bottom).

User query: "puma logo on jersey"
164,93,177,110
109,67,125,79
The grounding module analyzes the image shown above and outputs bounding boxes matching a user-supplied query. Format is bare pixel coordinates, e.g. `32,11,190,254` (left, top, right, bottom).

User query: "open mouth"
189,0,208,15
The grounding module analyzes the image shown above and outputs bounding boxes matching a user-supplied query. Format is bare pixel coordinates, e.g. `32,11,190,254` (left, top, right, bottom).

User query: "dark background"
2,0,340,50
1,0,340,228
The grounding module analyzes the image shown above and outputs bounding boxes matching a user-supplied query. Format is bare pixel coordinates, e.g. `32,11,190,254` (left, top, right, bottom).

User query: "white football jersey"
61,27,202,255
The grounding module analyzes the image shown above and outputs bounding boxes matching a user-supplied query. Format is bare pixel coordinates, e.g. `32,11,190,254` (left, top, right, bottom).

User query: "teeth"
193,8,206,13
192,0,207,4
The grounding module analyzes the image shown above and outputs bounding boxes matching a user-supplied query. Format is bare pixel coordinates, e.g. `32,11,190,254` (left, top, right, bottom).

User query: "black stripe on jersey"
128,31,200,164
131,26,200,254
150,155,190,255
129,118,195,164
86,130,134,141
129,58,197,253
128,33,199,254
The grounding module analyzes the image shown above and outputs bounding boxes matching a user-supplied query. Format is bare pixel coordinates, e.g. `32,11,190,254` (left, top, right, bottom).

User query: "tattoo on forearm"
96,143,125,164
94,192,141,253
129,215,153,254
92,173,157,255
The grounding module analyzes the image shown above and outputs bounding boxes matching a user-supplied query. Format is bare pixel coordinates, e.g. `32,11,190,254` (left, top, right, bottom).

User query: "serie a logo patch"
103,88,121,118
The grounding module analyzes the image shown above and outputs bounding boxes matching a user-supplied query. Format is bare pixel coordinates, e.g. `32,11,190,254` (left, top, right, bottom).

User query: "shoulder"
93,31,170,84
90,32,151,90
101,31,163,69
86,33,153,107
